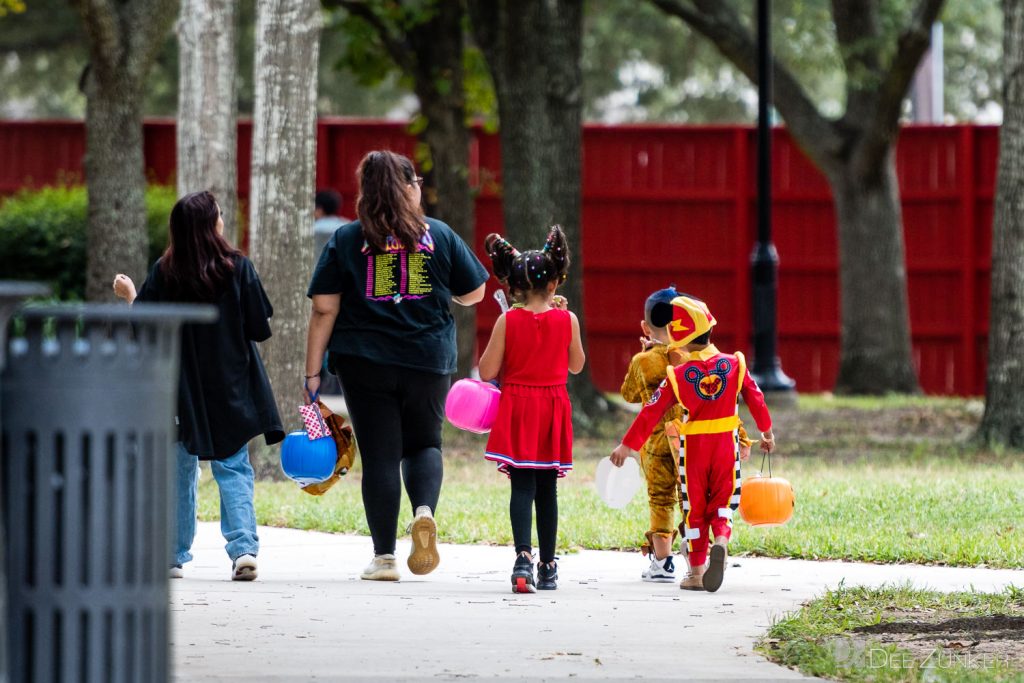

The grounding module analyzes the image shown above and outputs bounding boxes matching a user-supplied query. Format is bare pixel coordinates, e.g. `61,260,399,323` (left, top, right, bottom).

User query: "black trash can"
1,303,215,683
0,282,50,683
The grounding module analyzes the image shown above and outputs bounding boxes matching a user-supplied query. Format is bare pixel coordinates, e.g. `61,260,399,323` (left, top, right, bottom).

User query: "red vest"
622,344,771,451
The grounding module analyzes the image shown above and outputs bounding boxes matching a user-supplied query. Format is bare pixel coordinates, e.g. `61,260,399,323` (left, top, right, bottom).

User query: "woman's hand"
112,274,137,303
304,375,321,403
759,430,776,453
610,443,635,467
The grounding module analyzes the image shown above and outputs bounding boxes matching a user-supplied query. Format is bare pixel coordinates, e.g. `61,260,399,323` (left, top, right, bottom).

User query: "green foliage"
330,0,440,88
0,185,177,300
326,0,497,124
584,0,758,122
588,0,1003,123
0,0,25,17
943,0,1004,121
0,0,410,118
0,0,1003,122
584,0,848,122
145,185,177,263
0,0,178,117
0,185,86,299
464,45,498,131
333,9,397,87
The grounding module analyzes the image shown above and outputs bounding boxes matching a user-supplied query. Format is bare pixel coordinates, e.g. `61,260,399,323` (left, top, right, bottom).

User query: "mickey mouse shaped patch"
683,358,732,401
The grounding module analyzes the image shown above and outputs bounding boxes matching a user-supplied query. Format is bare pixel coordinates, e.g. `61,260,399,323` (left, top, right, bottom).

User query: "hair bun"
542,225,570,283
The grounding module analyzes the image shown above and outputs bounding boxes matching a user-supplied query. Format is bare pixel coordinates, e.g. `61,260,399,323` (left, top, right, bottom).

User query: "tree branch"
403,1,465,106
125,0,179,82
68,0,123,85
831,0,882,124
854,0,946,177
649,0,845,171
323,0,417,74
466,0,503,94
831,0,882,74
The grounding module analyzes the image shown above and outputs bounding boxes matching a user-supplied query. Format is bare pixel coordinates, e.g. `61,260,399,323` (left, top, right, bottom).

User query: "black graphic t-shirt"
307,217,489,375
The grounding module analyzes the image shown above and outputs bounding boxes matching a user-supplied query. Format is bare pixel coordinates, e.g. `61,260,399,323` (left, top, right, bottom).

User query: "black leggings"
332,354,449,556
509,468,558,563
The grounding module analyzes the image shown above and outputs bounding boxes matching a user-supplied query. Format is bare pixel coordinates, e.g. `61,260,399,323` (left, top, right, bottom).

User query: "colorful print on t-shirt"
361,225,436,303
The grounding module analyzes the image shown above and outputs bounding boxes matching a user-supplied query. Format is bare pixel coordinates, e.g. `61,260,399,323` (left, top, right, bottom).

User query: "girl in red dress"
479,226,586,593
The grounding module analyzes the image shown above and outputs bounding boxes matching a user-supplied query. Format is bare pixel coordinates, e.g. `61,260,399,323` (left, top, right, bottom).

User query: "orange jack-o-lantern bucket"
739,453,795,527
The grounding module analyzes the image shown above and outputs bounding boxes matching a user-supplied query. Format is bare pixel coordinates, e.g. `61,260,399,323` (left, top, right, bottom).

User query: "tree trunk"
976,0,1024,448
542,0,606,422
83,72,149,302
418,102,477,378
469,0,609,424
829,150,920,394
485,2,556,246
72,0,179,302
410,0,478,380
249,0,320,432
177,0,239,244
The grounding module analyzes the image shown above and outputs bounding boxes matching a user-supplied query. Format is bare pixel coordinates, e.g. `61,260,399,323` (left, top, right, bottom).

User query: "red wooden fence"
0,119,997,395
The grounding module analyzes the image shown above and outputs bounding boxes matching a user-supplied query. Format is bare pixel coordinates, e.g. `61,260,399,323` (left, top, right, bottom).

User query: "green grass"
794,393,983,412
198,448,1024,568
196,396,1023,567
759,584,1024,681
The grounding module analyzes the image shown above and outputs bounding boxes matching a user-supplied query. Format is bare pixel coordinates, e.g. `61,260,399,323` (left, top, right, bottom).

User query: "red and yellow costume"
620,344,754,552
620,297,772,568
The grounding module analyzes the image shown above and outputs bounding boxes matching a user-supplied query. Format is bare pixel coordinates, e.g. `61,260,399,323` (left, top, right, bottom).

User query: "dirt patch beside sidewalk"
850,611,1024,671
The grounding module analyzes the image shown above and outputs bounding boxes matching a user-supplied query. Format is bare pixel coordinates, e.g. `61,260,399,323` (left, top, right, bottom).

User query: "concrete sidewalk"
171,522,1024,682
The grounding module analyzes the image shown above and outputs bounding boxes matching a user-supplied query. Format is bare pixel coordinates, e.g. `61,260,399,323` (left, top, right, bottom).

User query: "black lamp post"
751,0,796,394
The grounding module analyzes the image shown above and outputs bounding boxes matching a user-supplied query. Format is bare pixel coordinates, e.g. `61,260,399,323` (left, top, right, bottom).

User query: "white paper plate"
594,455,641,509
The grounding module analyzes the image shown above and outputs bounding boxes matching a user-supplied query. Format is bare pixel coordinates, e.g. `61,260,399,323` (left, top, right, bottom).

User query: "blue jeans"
174,443,259,565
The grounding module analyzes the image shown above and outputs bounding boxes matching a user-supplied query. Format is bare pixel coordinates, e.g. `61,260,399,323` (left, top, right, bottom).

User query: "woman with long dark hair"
113,190,283,581
304,151,488,581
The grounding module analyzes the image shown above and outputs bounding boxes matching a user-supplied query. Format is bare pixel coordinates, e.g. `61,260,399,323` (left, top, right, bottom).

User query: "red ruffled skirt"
484,383,573,476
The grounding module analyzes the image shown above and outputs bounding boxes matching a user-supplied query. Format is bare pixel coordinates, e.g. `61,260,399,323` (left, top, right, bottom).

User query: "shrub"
146,185,178,265
0,185,178,300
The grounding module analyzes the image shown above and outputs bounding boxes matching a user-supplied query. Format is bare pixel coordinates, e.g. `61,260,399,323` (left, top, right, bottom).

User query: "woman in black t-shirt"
304,151,488,581
114,191,283,582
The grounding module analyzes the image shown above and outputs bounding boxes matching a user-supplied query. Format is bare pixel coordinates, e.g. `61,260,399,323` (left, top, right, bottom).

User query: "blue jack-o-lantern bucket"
280,431,336,486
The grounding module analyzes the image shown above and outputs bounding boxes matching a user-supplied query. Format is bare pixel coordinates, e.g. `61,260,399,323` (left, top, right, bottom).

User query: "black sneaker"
537,560,558,590
511,553,536,593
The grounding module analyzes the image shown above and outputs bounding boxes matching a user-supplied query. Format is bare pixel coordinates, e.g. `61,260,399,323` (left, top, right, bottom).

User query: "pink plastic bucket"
445,378,501,434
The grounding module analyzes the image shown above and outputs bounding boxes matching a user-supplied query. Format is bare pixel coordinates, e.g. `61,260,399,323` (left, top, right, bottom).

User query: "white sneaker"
169,565,184,579
231,554,258,581
642,554,676,583
361,553,400,581
407,506,440,575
